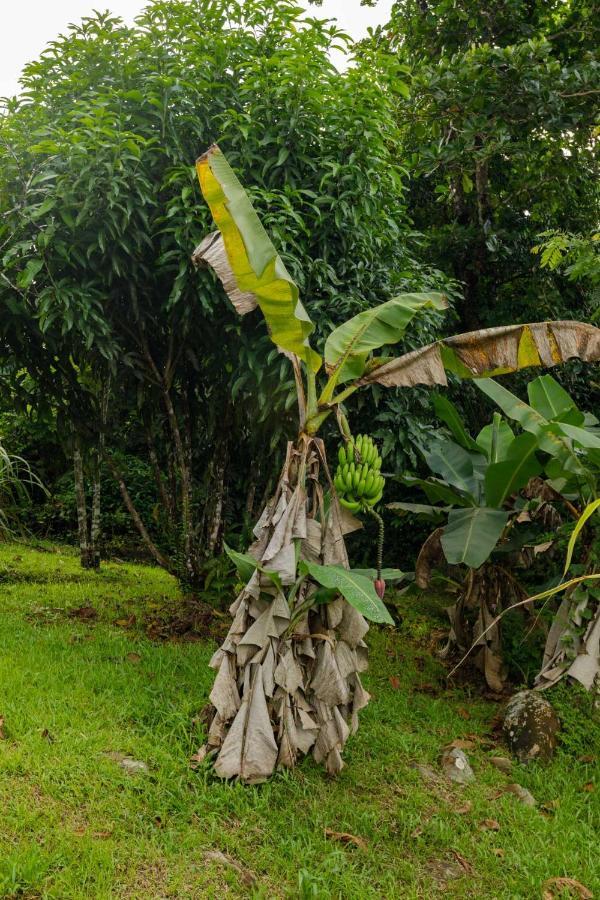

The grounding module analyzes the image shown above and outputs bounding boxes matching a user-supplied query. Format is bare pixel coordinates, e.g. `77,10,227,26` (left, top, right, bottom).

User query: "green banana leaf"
431,394,480,451
484,433,543,507
527,374,584,424
359,321,600,388
321,292,447,398
421,439,482,501
194,144,321,372
475,378,586,474
476,417,515,462
398,475,473,508
441,507,509,568
299,561,393,624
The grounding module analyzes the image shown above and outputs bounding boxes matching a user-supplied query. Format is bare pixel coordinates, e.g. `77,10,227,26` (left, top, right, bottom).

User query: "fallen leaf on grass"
540,799,560,816
389,676,401,690
457,707,471,720
450,850,473,874
478,819,500,832
325,829,368,851
492,848,505,858
542,877,593,899
126,652,142,664
69,605,97,621
445,738,476,751
582,782,595,793
0,716,5,740
454,801,472,815
203,850,256,887
578,755,596,764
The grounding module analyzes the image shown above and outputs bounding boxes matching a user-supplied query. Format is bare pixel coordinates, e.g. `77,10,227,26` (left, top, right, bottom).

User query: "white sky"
0,0,394,98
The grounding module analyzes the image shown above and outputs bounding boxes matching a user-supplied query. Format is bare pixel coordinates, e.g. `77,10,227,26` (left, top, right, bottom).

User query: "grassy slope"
0,543,597,899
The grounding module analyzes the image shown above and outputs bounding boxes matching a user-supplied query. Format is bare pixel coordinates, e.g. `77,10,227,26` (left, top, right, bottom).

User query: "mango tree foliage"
0,0,444,581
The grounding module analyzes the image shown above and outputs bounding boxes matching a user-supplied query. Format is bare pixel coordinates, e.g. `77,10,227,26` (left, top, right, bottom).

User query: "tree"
0,0,451,583
369,0,599,331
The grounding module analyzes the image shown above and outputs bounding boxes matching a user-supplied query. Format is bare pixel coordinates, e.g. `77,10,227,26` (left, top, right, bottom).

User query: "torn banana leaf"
322,292,447,396
359,321,600,388
193,144,321,372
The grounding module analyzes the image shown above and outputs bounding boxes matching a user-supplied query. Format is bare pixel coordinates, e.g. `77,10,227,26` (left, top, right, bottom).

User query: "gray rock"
103,751,149,774
503,690,560,763
506,783,537,807
441,748,475,784
490,756,513,775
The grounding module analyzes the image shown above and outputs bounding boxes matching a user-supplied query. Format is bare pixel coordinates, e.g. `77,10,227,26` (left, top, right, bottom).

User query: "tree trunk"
197,437,369,782
105,456,172,572
73,439,93,569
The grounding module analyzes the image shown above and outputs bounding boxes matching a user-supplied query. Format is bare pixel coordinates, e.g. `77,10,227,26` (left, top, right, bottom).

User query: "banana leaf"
484,433,542,507
432,394,480,451
359,321,600,388
475,378,587,474
441,507,509,568
193,144,321,372
527,374,584,424
321,292,447,397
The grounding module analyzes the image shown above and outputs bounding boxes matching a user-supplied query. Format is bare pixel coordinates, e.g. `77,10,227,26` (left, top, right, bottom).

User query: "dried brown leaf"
582,782,595,793
457,707,471,720
325,829,368,851
450,850,474,874
445,739,476,751
389,675,401,690
542,877,593,899
126,652,142,664
478,819,501,832
203,850,256,887
454,801,473,815
0,716,5,740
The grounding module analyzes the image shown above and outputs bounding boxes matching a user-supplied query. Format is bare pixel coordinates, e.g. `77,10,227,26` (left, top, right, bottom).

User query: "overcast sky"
0,0,394,98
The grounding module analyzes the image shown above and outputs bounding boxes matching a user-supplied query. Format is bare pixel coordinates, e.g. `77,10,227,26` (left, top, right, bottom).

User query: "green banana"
334,432,385,514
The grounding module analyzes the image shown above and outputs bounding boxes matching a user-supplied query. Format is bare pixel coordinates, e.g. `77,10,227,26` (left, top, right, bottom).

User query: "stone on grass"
441,748,475,784
503,690,560,763
506,783,537,807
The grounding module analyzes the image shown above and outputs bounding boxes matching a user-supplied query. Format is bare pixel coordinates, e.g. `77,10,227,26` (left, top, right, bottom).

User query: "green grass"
0,543,597,899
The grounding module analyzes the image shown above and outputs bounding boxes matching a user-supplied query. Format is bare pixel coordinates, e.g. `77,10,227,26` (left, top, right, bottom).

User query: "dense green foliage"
0,0,597,582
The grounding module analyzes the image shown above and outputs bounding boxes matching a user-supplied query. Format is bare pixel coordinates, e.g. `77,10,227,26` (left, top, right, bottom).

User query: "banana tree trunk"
199,436,370,783
441,563,525,693
535,580,600,692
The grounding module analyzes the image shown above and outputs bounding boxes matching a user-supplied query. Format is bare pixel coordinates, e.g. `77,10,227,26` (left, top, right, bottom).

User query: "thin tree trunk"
207,450,227,557
105,456,172,571
73,438,92,569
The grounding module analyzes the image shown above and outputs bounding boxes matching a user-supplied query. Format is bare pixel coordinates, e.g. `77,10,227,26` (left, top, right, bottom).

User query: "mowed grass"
0,542,597,899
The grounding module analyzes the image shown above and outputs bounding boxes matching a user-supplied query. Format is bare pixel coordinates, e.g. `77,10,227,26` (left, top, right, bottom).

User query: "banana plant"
473,374,600,693
389,397,563,690
192,144,600,781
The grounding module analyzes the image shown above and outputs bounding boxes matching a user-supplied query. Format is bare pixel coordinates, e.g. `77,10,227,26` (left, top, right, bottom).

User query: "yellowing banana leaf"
193,144,321,372
359,321,600,388
321,292,447,399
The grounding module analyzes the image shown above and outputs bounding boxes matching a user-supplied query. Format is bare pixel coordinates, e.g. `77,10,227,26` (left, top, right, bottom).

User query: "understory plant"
475,375,600,693
393,375,600,691
192,143,600,781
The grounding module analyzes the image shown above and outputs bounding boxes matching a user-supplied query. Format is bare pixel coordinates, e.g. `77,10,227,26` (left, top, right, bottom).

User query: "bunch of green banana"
333,434,385,513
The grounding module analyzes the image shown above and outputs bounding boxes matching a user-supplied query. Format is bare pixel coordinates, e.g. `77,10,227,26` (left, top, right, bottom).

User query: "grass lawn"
0,542,597,899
